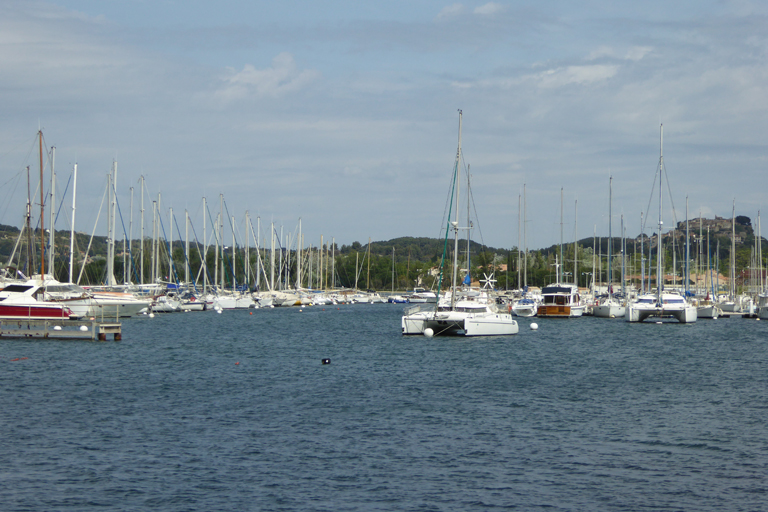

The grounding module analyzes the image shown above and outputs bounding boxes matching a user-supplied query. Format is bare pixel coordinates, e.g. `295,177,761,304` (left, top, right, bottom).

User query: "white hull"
402,310,518,336
626,304,697,323
697,305,720,319
511,303,537,317
593,304,626,318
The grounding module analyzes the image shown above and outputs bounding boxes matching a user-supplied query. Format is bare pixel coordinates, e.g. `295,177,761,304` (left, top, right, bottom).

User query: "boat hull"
0,304,75,320
536,305,584,318
593,304,626,318
626,304,697,323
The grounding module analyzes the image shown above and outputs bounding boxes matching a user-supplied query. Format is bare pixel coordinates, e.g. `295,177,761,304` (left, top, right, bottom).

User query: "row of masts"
8,133,363,293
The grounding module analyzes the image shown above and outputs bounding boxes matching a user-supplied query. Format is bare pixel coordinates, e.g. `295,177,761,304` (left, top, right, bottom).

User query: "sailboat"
594,176,626,318
626,124,697,323
401,111,518,336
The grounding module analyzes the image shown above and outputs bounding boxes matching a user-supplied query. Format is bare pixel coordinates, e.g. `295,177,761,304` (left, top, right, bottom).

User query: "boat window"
1,285,33,293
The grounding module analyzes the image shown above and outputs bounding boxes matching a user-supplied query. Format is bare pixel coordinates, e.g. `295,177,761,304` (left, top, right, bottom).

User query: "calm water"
1,305,766,511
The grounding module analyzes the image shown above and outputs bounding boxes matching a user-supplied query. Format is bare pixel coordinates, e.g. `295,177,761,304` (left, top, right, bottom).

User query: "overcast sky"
1,0,767,252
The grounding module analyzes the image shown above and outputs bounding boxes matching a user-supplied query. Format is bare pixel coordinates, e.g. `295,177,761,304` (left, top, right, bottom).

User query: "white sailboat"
594,176,626,318
401,111,518,336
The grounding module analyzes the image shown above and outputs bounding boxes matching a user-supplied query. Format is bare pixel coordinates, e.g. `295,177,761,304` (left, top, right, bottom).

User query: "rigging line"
111,180,142,285
641,164,660,234
77,177,109,285
435,153,459,312
171,211,194,286
156,208,181,286
663,161,679,227
187,216,213,293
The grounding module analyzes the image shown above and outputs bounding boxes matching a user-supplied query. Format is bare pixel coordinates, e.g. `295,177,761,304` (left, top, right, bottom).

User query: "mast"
128,186,133,283
608,176,612,293
391,246,395,293
731,200,736,300
39,131,45,277
48,146,55,276
517,194,521,290
621,214,626,298
185,210,190,285
26,166,33,275
169,206,173,283
232,215,236,291
685,196,690,296
270,222,275,291
68,163,77,282
573,199,578,285
140,176,145,286
466,164,471,287
657,124,664,302
523,184,527,287
640,211,644,294
559,187,563,283
202,197,207,293
450,110,462,310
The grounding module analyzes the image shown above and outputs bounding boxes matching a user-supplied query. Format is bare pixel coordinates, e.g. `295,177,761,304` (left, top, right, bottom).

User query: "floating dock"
0,319,122,341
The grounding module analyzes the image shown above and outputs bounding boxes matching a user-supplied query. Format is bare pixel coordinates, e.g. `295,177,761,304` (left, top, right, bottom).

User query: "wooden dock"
0,319,122,341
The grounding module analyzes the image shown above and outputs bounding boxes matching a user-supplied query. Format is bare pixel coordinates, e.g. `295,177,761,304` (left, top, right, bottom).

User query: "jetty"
0,319,122,341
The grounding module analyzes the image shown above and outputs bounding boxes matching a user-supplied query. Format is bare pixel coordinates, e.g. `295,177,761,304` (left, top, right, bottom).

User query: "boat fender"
321,358,331,365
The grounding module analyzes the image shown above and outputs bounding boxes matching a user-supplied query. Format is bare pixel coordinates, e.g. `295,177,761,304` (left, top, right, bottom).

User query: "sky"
1,0,767,252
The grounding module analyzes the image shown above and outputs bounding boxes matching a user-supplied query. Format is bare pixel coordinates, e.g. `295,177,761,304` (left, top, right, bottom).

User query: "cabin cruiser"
536,283,584,318
0,283,78,320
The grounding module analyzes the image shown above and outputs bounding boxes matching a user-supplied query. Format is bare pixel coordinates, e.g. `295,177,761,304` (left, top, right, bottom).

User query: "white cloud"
436,3,464,20
535,64,619,88
216,53,320,101
474,2,504,15
587,46,652,61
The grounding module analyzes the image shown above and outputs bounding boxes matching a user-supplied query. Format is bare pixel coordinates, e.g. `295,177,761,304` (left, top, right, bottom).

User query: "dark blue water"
1,306,766,511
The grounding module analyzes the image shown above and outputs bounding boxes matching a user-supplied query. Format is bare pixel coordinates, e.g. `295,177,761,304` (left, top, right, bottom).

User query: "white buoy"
53,325,62,331
149,313,155,318
79,325,89,332
530,322,538,330
424,328,434,337
217,309,223,314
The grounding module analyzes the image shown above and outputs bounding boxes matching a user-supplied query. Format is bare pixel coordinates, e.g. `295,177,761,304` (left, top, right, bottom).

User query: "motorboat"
536,283,584,318
0,283,78,320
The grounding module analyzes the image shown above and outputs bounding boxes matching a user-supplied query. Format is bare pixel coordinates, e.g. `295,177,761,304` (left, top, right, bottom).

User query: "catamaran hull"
626,305,697,323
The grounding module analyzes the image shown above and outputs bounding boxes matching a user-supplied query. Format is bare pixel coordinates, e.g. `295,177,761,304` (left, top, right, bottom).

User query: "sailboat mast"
517,194,521,290
608,176,612,292
685,196,689,296
573,199,578,285
39,131,45,277
559,187,563,283
68,163,77,282
140,176,145,286
523,184,527,287
731,200,736,300
657,124,664,301
450,110,462,310
48,146,55,276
